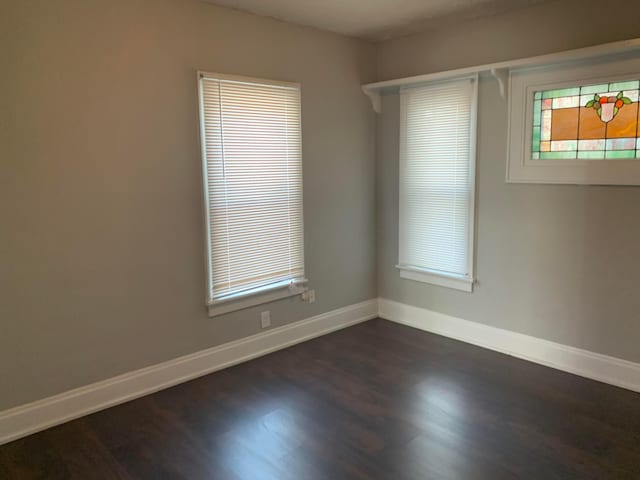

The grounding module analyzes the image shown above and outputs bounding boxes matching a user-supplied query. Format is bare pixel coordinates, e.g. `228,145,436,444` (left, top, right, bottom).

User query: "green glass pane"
542,87,581,99
532,126,541,151
534,91,542,100
532,152,540,159
605,150,636,159
577,151,605,159
580,84,609,95
540,151,577,159
609,80,640,91
533,100,541,126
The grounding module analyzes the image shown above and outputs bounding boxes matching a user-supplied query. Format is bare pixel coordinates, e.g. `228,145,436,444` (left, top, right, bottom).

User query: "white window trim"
397,265,474,292
397,75,478,293
197,71,306,317
506,51,640,185
207,279,307,317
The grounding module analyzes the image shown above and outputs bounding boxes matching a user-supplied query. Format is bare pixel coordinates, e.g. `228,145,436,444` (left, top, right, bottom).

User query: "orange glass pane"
578,107,606,140
606,102,638,138
551,108,579,140
540,141,551,152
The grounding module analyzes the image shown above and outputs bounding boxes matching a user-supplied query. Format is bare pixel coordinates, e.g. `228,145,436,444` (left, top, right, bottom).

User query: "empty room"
2,0,640,478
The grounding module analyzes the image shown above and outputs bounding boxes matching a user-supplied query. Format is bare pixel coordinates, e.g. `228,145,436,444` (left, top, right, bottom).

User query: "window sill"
397,265,474,293
207,280,307,317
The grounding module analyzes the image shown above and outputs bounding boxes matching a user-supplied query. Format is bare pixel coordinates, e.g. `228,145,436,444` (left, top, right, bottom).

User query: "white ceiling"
201,0,553,41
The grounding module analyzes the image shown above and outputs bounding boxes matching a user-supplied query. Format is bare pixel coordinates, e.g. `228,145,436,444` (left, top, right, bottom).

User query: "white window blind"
198,73,305,305
398,77,477,289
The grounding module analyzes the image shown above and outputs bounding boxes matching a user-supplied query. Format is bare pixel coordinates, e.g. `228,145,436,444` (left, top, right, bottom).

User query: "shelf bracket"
491,68,509,99
362,88,381,113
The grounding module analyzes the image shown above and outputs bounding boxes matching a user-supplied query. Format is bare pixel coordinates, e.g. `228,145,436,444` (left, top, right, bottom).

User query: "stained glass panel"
531,80,640,160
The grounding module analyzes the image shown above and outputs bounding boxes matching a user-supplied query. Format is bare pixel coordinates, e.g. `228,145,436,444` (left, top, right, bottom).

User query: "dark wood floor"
1,318,639,479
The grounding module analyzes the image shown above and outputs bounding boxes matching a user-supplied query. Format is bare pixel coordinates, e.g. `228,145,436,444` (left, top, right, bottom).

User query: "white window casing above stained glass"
507,49,640,185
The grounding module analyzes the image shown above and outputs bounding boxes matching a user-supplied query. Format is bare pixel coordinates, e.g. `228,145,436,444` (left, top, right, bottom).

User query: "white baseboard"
4,297,638,446
0,299,378,446
379,298,640,394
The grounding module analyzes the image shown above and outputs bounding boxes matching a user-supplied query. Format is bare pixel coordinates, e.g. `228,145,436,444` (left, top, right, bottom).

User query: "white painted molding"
490,68,509,99
4,297,638,446
362,38,640,112
506,61,640,185
207,280,307,317
0,299,378,446
363,38,640,93
362,89,381,113
398,267,473,293
379,298,640,394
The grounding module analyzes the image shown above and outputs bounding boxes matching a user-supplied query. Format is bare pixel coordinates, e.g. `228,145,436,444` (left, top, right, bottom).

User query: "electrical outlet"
260,311,271,329
302,289,316,303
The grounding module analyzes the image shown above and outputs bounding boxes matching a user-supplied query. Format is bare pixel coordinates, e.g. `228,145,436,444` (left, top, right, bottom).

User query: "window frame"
197,71,306,317
396,75,479,293
506,53,640,185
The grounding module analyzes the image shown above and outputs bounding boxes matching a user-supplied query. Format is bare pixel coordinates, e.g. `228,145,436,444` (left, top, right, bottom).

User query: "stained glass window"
531,80,640,160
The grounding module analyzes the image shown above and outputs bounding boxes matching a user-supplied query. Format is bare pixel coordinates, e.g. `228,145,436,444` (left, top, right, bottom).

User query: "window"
198,72,305,316
398,76,478,292
531,80,639,160
507,49,640,184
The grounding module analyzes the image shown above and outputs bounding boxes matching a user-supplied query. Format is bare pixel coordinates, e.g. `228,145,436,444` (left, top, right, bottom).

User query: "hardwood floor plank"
1,318,639,479
43,422,133,480
0,433,70,480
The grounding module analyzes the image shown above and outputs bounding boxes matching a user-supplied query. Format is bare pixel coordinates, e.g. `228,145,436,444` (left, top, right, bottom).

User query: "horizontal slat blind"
399,78,475,278
199,75,304,303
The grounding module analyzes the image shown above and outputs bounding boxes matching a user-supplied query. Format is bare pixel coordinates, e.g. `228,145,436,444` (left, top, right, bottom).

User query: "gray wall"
377,0,640,81
3,0,640,413
377,0,640,363
0,0,377,410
